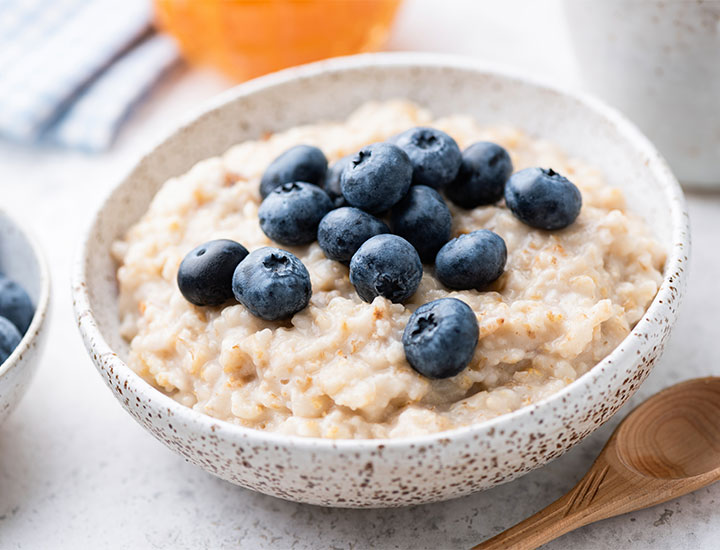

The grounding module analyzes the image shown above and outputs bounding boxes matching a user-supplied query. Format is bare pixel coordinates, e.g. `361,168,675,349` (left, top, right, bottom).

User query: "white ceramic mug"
563,0,720,186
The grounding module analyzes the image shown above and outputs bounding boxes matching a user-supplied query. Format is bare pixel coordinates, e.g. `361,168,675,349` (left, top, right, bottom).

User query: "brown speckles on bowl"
71,53,689,508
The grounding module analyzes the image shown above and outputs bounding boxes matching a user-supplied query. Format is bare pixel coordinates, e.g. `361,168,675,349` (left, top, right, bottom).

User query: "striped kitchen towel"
0,0,180,151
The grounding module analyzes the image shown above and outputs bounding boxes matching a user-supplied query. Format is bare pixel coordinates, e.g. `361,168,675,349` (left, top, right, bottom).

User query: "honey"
154,0,401,81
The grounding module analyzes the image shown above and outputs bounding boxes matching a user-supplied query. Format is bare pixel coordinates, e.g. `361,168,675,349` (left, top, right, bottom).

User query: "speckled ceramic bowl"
72,53,689,508
0,210,50,424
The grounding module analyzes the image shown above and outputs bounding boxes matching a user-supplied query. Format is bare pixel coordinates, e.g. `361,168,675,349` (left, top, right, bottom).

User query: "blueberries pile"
0,273,35,365
178,128,582,380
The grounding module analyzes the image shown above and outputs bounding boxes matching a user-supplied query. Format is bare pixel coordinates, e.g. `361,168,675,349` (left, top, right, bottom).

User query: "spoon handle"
472,457,620,550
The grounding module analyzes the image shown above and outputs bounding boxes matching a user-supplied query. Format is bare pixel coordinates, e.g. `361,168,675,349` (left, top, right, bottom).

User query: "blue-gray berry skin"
349,234,422,304
0,315,21,364
177,239,249,306
504,167,582,230
390,185,451,263
232,247,312,321
403,298,478,379
317,207,389,263
445,141,513,208
340,142,412,214
0,274,34,334
435,230,507,290
258,181,333,246
260,145,328,198
394,127,462,189
324,154,352,208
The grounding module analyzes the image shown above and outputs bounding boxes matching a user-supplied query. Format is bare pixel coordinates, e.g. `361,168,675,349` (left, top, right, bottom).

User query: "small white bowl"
72,53,689,507
0,210,50,424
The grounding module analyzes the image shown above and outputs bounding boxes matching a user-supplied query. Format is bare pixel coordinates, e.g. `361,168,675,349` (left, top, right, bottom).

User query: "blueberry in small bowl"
0,273,35,335
0,316,21,365
0,210,50,425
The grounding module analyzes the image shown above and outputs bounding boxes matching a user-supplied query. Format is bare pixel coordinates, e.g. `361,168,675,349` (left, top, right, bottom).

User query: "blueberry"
177,239,249,306
260,145,328,198
349,234,422,303
403,298,478,379
445,141,513,208
393,127,462,189
317,207,389,263
258,181,333,246
435,230,507,290
0,315,21,364
504,167,582,230
324,155,352,208
340,142,412,214
232,247,312,321
390,185,451,263
0,274,34,334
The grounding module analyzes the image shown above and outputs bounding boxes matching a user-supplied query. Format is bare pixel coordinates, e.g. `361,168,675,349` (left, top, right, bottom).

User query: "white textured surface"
0,1,718,548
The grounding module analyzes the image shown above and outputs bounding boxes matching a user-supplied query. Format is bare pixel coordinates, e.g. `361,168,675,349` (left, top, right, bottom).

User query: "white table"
1,1,718,548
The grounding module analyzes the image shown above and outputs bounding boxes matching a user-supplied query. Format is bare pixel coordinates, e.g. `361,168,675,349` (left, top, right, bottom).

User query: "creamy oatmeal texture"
112,101,666,439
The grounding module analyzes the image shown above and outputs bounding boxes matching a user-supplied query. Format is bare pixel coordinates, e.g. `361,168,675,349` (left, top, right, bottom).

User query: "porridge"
112,100,665,439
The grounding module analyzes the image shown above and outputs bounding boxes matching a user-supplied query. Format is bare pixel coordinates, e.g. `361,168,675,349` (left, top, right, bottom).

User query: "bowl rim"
0,208,51,379
72,52,689,451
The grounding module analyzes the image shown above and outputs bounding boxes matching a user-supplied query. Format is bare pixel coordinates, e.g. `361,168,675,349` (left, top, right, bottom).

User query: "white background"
1,1,719,548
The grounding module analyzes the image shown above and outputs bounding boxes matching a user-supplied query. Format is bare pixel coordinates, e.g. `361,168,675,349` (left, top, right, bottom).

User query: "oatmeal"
112,100,666,439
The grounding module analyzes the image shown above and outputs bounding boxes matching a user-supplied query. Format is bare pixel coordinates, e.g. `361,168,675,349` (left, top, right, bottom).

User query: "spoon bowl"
476,377,720,550
617,378,720,480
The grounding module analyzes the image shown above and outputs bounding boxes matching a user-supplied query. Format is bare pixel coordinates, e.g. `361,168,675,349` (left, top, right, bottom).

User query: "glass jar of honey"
154,0,402,81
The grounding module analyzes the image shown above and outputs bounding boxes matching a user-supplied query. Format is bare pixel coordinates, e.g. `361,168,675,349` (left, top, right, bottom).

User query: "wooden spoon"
473,377,720,550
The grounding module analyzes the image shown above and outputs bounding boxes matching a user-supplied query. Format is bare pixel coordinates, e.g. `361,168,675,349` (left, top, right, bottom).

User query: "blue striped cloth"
0,0,180,151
